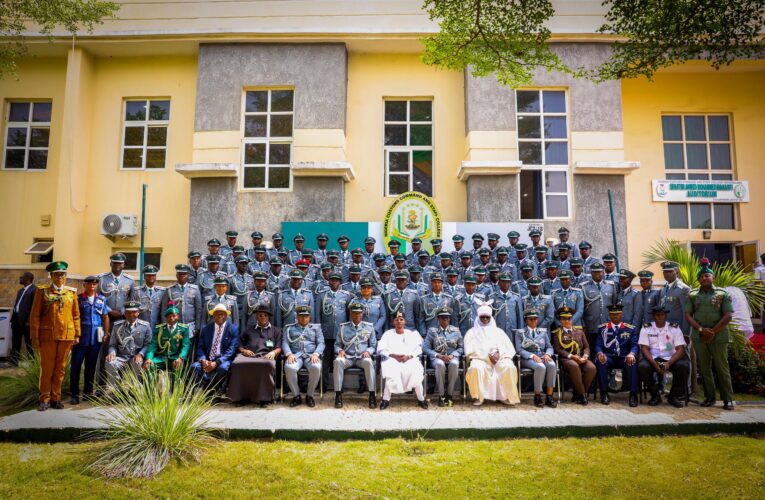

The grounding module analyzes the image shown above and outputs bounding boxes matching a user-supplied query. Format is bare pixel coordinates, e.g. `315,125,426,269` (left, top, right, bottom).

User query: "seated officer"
595,304,639,407
192,304,240,395
283,305,324,407
424,306,463,407
143,306,191,374
552,306,595,405
514,309,557,408
334,302,377,409
105,301,151,388
638,305,690,408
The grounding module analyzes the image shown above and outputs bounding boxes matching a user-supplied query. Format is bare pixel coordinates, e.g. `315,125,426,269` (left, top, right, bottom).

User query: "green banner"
281,222,370,251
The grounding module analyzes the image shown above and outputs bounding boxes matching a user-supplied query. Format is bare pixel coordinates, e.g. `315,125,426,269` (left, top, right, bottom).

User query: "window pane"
7,127,27,147
666,173,685,180
545,171,567,192
149,100,170,121
244,166,265,188
544,142,568,165
388,151,409,173
147,127,167,146
245,91,268,113
668,203,688,228
412,150,433,197
688,174,709,180
123,253,138,271
268,166,290,189
124,126,145,146
28,150,47,169
29,127,49,147
122,148,143,168
388,174,409,195
270,90,294,112
707,115,729,141
685,144,707,169
410,125,432,146
244,143,266,164
713,203,734,229
270,114,293,137
662,116,682,141
145,253,162,270
32,102,52,122
516,91,540,113
268,143,290,165
244,115,267,137
520,170,543,219
519,142,542,165
517,115,540,139
709,144,731,169
384,124,406,146
546,195,568,217
145,149,166,168
690,203,712,229
663,143,684,169
684,116,705,141
543,116,567,139
409,101,432,121
9,102,30,122
542,91,565,113
125,101,146,121
711,174,732,181
385,101,406,121
4,149,25,168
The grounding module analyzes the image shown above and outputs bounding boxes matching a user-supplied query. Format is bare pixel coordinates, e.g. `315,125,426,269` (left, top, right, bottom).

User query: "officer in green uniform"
144,306,191,373
684,265,735,410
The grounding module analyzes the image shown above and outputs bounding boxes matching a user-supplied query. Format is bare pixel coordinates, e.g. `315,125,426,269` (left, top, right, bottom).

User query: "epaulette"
64,286,78,292
598,323,608,329
226,294,237,300
573,325,584,331
186,283,199,289
135,319,150,327
644,323,652,328
113,319,126,326
670,322,679,328
624,323,635,329
38,284,50,290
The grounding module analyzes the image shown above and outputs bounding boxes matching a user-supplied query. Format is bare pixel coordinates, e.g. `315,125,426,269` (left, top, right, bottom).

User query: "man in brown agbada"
29,261,81,411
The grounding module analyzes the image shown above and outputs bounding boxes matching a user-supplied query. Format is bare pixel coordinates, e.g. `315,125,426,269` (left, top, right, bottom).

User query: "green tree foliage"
0,0,120,79
421,0,572,88
422,0,765,86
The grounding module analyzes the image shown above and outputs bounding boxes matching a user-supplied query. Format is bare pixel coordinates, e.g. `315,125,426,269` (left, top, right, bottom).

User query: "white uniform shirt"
638,322,686,360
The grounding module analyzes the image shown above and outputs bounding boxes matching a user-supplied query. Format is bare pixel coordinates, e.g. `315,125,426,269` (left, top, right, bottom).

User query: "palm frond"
641,238,700,285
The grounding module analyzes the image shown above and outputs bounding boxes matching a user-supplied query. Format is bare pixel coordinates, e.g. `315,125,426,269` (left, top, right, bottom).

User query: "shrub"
0,351,70,408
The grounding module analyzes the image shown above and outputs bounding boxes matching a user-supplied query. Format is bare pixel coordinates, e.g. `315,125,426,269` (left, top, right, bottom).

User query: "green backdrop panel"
281,222,371,251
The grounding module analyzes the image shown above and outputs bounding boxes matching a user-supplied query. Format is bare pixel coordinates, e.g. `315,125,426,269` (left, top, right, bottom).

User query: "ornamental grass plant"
0,351,69,409
86,368,218,478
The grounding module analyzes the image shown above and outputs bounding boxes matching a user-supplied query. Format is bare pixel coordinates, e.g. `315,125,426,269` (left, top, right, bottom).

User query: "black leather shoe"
648,393,661,406
289,396,302,407
545,394,558,408
306,396,315,408
601,394,611,405
445,395,454,407
533,394,544,408
379,400,390,410
334,392,343,409
50,400,64,410
69,396,80,405
629,392,638,407
723,401,735,411
37,402,49,411
570,393,578,402
579,394,589,406
418,399,429,409
438,396,446,407
667,396,684,408
701,398,716,407
357,379,367,394
368,392,377,409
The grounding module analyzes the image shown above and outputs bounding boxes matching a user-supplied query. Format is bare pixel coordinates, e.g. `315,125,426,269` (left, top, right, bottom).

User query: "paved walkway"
2,396,764,441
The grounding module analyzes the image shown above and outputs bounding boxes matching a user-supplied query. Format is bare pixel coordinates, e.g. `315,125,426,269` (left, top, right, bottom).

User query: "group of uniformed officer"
42,227,736,411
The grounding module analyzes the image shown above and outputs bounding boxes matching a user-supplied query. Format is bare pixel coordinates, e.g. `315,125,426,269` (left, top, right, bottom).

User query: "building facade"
0,0,762,304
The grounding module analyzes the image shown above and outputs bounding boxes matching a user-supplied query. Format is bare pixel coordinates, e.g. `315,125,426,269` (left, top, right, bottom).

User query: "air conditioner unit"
101,213,139,237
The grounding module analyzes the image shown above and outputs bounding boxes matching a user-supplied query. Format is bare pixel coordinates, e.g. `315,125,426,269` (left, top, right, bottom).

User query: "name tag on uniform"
266,340,274,348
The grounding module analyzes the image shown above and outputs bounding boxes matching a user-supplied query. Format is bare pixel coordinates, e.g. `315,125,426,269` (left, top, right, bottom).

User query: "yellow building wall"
622,68,765,273
0,58,67,265
345,53,466,222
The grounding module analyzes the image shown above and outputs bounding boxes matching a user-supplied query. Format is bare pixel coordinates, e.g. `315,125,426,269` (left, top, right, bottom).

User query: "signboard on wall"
652,180,749,203
382,192,442,252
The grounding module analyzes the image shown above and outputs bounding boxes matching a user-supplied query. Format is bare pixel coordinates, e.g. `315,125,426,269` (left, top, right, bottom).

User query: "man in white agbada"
377,311,428,409
464,303,520,406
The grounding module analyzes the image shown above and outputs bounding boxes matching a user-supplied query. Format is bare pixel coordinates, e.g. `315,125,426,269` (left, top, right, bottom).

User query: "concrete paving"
2,395,764,441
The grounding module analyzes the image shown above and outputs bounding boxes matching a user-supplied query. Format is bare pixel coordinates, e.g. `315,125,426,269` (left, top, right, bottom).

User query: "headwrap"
473,303,497,331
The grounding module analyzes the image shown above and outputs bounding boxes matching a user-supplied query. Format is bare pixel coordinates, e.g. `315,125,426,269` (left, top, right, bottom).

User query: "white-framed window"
662,114,736,230
383,99,433,197
25,239,54,264
241,89,294,190
3,101,52,170
113,249,162,272
516,89,570,220
121,99,170,170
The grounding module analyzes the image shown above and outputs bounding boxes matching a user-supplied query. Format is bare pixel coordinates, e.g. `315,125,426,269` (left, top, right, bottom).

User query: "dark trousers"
191,362,230,393
596,355,639,393
322,338,335,391
10,318,33,362
638,357,690,399
70,343,102,397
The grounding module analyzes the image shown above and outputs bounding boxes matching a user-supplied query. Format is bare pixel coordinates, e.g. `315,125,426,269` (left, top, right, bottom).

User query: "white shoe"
472,398,484,406
500,399,517,406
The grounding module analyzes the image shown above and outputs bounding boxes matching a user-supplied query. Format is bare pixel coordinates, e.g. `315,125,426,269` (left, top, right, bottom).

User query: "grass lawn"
0,436,762,498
